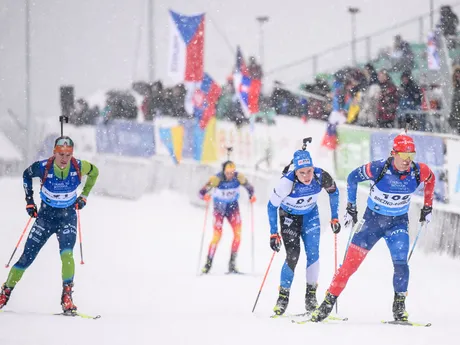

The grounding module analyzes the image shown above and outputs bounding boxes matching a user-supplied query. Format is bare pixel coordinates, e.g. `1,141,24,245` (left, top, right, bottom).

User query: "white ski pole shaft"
196,201,210,275
408,222,426,262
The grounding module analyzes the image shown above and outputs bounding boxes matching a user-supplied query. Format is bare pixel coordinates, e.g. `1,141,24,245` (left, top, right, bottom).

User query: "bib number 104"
381,194,410,201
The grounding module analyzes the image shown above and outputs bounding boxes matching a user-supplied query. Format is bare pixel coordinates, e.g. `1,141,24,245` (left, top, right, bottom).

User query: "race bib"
213,187,239,201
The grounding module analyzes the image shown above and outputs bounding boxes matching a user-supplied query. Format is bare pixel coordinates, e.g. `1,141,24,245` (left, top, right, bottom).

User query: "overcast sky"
1,0,460,120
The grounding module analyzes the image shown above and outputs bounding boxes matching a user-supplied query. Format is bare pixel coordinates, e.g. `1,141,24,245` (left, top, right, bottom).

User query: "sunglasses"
55,137,74,147
396,152,416,160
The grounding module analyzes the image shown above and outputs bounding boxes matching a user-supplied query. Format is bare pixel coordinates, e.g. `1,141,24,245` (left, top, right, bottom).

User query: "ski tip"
291,315,347,324
54,312,76,317
328,315,348,322
269,312,308,319
293,319,314,324
55,312,101,320
78,313,102,320
381,320,431,327
200,271,259,277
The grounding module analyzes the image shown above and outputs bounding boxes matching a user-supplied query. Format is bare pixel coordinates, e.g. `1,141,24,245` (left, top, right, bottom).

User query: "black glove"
344,202,358,227
25,197,38,218
75,196,87,210
330,219,341,234
420,206,432,223
270,233,281,252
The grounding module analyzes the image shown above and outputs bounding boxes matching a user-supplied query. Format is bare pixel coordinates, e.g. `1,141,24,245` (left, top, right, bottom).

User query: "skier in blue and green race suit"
0,136,99,313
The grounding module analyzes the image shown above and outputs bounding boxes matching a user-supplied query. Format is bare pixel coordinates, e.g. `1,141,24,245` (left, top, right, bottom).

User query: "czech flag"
233,46,260,116
168,10,205,83
193,73,222,129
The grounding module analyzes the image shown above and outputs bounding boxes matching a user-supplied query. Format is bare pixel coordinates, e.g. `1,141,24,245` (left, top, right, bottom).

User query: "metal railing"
267,2,460,86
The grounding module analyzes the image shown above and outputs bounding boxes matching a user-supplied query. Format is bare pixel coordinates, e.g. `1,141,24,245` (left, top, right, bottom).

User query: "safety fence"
1,116,459,258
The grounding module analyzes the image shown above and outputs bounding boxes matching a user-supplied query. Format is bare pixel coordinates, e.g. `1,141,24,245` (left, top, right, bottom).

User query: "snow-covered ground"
0,176,458,345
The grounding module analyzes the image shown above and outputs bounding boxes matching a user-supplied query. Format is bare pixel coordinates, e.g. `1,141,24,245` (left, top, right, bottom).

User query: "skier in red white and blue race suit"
199,161,256,274
267,149,341,315
311,134,435,322
0,136,99,314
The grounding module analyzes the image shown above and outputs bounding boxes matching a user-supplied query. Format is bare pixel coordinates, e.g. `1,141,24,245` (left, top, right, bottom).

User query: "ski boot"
273,287,290,316
305,283,318,313
0,284,14,309
392,292,409,321
201,257,213,274
310,291,337,322
228,253,240,274
61,282,77,314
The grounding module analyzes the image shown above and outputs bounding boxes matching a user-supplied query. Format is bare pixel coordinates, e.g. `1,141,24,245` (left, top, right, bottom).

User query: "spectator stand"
264,3,460,136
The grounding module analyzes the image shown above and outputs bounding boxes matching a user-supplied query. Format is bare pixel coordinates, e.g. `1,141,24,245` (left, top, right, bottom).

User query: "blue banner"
96,120,155,157
180,119,196,159
370,132,446,202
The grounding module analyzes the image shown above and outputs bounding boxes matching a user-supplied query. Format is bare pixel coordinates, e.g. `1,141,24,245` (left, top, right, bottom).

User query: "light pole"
348,7,360,66
430,0,434,29
148,0,154,82
256,16,269,68
25,0,32,163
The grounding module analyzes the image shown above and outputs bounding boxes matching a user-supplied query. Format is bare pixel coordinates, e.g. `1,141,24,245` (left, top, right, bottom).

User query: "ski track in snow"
0,176,458,345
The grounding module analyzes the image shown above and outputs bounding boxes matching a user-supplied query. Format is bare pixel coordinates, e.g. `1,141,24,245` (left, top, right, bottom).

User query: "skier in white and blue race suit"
267,149,341,316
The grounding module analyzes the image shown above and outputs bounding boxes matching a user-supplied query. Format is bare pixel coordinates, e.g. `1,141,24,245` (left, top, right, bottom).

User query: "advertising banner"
335,126,371,181
447,139,460,204
96,120,155,157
